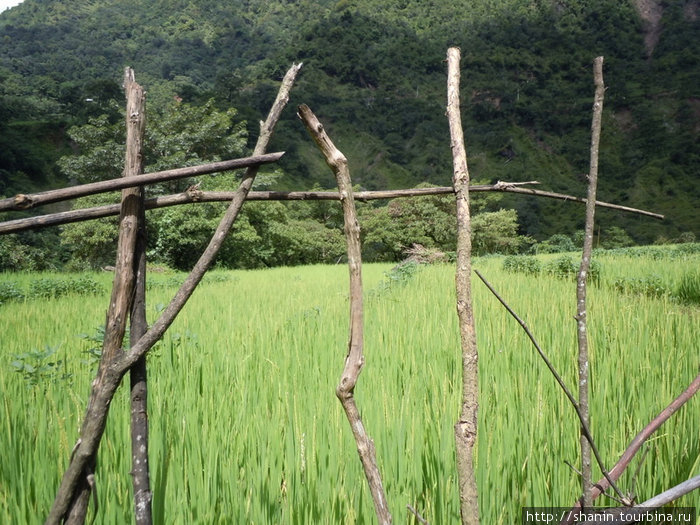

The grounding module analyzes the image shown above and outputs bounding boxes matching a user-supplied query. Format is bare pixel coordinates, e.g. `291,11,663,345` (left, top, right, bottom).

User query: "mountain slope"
1,0,698,243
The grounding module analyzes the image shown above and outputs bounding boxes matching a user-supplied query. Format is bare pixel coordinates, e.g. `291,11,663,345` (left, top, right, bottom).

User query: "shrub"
544,255,601,283
533,234,575,254
502,255,542,275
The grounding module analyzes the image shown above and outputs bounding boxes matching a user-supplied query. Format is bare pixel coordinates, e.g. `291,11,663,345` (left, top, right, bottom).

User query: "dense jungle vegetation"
0,0,698,270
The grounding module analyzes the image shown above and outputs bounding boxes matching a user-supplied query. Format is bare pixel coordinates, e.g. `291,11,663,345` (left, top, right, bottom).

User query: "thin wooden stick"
298,103,392,525
0,152,284,212
576,56,604,509
560,372,700,523
0,184,664,235
577,475,700,525
446,47,480,525
407,504,430,525
45,63,302,525
473,269,624,504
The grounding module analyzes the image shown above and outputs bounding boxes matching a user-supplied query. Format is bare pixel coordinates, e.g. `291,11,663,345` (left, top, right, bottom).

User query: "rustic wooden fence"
1,51,696,525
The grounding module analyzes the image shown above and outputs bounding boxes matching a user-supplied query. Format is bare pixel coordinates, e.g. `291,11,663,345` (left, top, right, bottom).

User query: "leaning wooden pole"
122,68,153,525
298,104,392,525
446,47,480,525
45,63,301,525
577,56,605,511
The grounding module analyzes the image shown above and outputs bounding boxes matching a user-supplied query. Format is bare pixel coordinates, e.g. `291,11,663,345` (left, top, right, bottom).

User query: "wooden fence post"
446,47,480,525
123,67,152,525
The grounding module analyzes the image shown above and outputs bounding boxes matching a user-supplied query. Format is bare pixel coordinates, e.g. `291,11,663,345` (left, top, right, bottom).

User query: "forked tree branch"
298,103,392,525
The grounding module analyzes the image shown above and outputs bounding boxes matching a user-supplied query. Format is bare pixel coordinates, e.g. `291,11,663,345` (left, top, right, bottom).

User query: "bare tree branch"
561,372,700,523
0,183,664,235
298,103,392,525
446,47,480,525
122,68,153,525
474,269,624,504
407,504,430,525
577,475,700,525
0,153,284,212
58,67,149,525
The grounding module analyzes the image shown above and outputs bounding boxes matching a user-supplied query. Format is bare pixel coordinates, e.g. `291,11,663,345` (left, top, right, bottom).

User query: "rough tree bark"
45,62,301,525
298,103,392,525
577,56,604,510
446,47,480,525
123,68,152,525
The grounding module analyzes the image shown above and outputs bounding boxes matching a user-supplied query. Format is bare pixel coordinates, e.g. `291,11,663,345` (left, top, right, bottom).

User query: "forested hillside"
1,0,698,269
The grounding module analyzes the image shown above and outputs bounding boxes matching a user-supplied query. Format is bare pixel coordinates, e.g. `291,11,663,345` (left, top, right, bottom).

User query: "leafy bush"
28,276,103,299
502,255,542,275
543,255,601,283
532,234,575,254
11,346,72,387
0,276,104,304
371,260,422,295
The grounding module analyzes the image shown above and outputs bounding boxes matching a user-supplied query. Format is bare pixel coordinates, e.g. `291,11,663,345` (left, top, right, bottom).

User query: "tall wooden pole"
577,56,605,510
123,68,152,525
446,47,480,525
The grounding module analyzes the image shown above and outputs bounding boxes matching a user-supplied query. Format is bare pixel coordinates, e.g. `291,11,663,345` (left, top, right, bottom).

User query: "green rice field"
1,247,698,523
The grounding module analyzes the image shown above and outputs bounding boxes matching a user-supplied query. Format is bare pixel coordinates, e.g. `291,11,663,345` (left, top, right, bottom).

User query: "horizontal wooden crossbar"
0,183,663,234
0,152,284,212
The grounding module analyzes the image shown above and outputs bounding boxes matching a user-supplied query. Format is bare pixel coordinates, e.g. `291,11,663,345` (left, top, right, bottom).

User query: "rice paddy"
1,248,698,523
